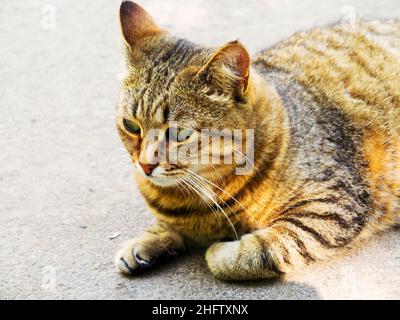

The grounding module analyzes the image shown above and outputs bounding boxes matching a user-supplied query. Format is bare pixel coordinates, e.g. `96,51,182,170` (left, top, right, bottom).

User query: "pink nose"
139,162,158,176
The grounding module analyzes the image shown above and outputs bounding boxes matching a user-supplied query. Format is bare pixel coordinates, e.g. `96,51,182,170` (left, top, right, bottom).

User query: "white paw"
115,240,153,276
205,241,241,280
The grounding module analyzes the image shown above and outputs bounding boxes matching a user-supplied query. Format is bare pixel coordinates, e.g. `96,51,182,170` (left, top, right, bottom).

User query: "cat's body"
115,1,400,280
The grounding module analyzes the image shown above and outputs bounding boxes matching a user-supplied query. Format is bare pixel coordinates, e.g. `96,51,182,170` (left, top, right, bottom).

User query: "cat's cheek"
125,143,140,160
120,136,141,160
130,152,140,164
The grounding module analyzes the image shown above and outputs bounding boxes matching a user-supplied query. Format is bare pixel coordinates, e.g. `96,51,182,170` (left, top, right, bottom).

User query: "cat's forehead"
123,79,170,125
123,69,198,125
120,37,224,128
123,76,205,131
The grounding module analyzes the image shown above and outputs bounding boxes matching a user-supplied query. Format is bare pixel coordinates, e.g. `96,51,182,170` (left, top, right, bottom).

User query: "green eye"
123,119,141,135
167,127,194,142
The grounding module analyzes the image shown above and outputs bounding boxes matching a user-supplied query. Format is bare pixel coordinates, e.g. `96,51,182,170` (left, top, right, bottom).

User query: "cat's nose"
139,162,158,176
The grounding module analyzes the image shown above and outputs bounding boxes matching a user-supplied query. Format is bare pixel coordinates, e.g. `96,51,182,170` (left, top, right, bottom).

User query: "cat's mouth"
161,172,184,177
135,163,187,186
147,172,185,187
135,161,215,188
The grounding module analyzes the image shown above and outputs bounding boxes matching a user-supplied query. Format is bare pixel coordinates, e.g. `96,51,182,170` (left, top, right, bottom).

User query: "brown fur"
115,2,400,280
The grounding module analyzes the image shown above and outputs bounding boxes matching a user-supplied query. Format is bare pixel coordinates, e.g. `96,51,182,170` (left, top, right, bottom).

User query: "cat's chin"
147,176,180,187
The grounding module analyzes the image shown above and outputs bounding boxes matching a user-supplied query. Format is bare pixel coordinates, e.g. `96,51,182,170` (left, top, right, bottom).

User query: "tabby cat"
115,1,400,280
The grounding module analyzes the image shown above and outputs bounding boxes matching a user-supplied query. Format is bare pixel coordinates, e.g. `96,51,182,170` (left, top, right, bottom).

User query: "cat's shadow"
124,249,322,300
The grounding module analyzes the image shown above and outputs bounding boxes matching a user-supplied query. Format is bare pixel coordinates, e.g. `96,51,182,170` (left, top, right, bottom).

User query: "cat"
115,1,400,280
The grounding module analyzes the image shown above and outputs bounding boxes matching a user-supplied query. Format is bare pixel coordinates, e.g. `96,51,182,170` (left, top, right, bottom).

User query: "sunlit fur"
115,2,400,281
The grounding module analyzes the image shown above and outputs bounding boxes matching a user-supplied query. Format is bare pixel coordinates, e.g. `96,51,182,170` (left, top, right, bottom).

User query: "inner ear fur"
197,41,251,96
119,1,163,48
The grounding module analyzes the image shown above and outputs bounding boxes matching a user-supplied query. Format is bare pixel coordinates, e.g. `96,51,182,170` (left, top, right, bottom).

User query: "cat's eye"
123,119,141,135
166,127,194,143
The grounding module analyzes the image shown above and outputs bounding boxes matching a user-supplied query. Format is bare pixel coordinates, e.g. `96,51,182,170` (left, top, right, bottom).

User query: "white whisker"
177,179,197,203
186,169,249,214
180,178,222,228
185,175,239,240
233,148,260,176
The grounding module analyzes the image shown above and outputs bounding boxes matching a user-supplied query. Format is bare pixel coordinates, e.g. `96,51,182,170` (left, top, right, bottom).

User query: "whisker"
210,163,226,185
188,173,239,217
186,169,249,215
185,175,239,240
232,148,261,176
177,178,197,203
181,178,222,228
186,173,244,235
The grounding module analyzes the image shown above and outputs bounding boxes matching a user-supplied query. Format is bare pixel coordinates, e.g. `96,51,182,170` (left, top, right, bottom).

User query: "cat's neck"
247,70,290,164
218,70,290,192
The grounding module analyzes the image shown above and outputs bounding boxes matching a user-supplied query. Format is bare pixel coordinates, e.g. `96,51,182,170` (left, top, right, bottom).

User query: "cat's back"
254,21,400,227
254,20,400,131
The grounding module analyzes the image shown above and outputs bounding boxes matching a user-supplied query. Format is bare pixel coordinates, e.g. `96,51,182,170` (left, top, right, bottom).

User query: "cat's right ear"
196,41,251,100
119,1,163,48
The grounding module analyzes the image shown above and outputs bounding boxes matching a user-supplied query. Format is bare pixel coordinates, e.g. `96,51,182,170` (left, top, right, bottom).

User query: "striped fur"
115,2,400,281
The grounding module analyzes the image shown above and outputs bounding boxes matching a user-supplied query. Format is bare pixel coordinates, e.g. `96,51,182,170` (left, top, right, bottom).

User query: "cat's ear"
119,1,163,47
197,41,251,98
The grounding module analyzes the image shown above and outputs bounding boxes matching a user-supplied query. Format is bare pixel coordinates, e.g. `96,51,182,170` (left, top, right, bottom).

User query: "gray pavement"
1,0,400,300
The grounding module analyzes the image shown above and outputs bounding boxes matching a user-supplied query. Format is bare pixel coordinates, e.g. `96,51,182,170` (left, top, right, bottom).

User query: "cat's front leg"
206,193,367,280
206,231,286,281
115,223,185,275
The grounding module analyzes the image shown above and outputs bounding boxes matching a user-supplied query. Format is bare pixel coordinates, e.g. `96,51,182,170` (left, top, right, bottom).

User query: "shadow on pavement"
121,250,321,300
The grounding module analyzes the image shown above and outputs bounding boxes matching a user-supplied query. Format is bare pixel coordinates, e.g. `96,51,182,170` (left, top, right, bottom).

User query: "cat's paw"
205,240,241,281
115,233,182,276
206,235,283,281
115,240,154,275
115,226,184,276
115,239,166,276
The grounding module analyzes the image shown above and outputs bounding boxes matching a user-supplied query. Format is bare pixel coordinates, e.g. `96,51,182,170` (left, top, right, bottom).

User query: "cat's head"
117,1,255,187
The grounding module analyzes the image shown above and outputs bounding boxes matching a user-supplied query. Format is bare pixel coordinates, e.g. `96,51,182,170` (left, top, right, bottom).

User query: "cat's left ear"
119,1,163,48
197,41,251,98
